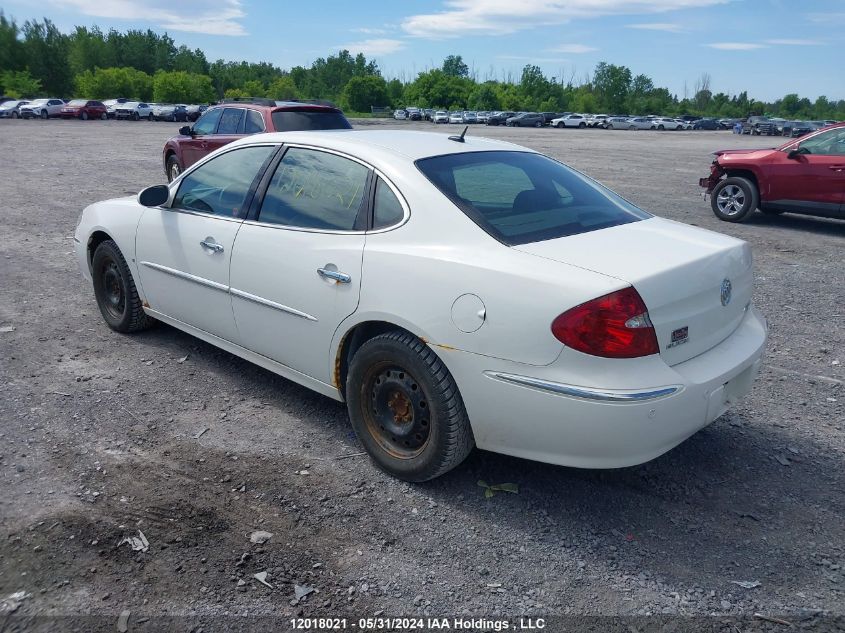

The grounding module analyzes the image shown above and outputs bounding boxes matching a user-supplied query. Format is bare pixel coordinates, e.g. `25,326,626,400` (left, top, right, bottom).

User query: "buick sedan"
75,130,767,481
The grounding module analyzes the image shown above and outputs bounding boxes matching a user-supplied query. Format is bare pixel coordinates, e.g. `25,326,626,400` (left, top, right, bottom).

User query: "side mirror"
787,148,802,159
138,184,170,207
179,125,193,136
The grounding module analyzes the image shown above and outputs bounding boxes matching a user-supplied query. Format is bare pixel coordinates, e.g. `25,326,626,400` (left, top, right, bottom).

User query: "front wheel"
100,112,107,120
132,112,139,121
346,331,474,482
40,109,48,120
579,121,586,128
556,122,563,128
80,111,88,121
91,240,154,333
534,121,542,128
166,155,182,182
711,176,759,222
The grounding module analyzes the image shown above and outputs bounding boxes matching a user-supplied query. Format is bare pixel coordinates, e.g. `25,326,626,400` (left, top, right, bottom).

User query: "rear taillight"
551,287,659,359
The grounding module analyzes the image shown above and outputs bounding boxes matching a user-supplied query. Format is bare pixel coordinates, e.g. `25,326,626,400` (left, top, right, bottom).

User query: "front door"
767,126,845,215
136,144,277,342
230,146,371,383
181,107,223,169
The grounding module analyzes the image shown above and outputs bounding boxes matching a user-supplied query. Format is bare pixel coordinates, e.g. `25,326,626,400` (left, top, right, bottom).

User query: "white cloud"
402,0,728,38
765,38,820,46
497,54,571,63
706,42,767,50
336,38,406,56
626,22,685,32
49,0,247,35
351,27,388,35
548,44,597,53
807,12,845,25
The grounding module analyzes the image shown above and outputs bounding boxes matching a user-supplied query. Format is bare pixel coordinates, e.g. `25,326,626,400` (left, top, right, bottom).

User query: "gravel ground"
0,118,843,631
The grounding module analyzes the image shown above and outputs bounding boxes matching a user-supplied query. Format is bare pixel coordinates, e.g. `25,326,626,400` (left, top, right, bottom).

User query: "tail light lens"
551,287,659,359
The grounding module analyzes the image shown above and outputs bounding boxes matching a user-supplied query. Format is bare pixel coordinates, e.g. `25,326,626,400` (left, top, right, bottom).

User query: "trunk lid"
515,218,753,366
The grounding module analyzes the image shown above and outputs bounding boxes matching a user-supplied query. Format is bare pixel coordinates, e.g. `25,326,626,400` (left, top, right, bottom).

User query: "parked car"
20,98,65,119
540,112,559,125
60,99,108,120
393,109,407,120
476,111,490,123
0,95,13,105
162,100,352,182
432,110,449,124
423,108,434,121
551,113,588,128
185,104,208,122
692,118,719,130
649,117,683,130
741,116,777,136
114,102,154,121
781,120,818,137
406,107,422,121
152,104,189,122
699,122,845,222
462,111,478,124
679,115,702,124
102,98,128,119
76,129,767,481
0,99,30,118
485,111,516,126
588,114,609,128
506,112,545,127
448,111,464,124
625,117,654,130
604,117,632,130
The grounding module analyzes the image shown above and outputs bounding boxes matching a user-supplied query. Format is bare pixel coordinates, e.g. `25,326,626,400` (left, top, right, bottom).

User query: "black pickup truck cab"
741,116,778,136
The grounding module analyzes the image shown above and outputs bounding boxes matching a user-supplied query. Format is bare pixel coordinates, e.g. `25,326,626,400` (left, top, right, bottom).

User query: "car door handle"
200,239,224,253
317,268,351,283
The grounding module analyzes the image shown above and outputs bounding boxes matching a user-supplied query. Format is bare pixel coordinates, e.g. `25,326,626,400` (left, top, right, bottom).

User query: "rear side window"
372,178,405,229
258,148,368,230
416,151,650,245
243,109,265,134
270,109,352,132
218,108,244,134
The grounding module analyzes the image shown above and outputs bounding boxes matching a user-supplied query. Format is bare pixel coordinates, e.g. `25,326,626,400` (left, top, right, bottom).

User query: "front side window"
193,108,222,135
173,146,275,217
796,127,845,156
217,108,244,134
258,148,369,230
416,151,650,245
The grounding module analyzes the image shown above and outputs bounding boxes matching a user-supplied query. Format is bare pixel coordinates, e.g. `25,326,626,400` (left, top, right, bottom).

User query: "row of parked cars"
393,108,741,130
0,96,209,122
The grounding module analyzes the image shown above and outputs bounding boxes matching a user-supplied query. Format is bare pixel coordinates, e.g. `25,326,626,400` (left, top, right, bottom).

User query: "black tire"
80,111,88,121
346,331,474,482
11,111,18,119
91,240,154,333
578,121,586,128
534,121,542,128
132,112,139,121
658,124,665,130
148,113,154,121
607,123,614,129
556,122,564,128
166,155,182,182
100,112,107,120
40,109,48,120
711,176,759,222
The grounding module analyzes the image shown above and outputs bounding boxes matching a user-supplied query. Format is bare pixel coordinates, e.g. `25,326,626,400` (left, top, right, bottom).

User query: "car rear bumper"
436,304,766,469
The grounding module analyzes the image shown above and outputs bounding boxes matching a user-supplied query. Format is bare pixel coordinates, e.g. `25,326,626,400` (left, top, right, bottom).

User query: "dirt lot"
0,118,843,631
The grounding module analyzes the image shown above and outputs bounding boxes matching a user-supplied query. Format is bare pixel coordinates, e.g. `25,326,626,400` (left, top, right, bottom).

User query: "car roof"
227,129,532,162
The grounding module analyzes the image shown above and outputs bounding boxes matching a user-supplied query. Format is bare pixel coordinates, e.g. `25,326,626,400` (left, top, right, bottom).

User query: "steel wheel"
100,260,126,321
715,185,746,216
362,363,431,459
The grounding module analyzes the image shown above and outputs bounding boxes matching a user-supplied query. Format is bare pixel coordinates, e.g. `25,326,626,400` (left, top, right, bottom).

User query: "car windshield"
28,99,48,106
1,100,20,108
67,100,87,106
270,109,351,131
416,151,650,246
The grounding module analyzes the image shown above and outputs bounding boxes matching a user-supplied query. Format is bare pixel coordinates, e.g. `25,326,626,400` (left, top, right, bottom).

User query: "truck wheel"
711,177,758,223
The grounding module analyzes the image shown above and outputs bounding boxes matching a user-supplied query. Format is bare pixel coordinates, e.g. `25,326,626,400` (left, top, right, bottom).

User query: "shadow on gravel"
741,212,845,237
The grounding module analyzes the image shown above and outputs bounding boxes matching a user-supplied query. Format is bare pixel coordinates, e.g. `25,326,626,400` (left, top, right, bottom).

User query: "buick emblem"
720,278,732,306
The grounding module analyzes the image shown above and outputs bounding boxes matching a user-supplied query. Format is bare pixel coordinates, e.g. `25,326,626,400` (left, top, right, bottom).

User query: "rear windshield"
416,151,650,246
270,109,351,132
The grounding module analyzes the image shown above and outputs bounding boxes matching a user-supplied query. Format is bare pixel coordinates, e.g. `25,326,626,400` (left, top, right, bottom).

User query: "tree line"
1,13,842,121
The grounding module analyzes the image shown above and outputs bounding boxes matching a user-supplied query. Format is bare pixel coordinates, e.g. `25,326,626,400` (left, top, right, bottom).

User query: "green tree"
0,69,42,97
592,62,632,113
153,70,215,103
74,66,153,100
442,54,468,78
0,12,26,74
342,75,388,112
386,78,404,106
266,75,299,101
172,45,208,74
22,18,72,95
468,82,500,110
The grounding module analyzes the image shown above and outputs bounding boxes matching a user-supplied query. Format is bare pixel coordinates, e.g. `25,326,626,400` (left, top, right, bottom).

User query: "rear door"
136,144,277,342
207,107,246,154
766,127,845,215
230,145,371,383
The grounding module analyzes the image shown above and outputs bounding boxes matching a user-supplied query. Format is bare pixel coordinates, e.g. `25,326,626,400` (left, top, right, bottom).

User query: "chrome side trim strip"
484,371,682,403
140,261,229,292
230,288,318,322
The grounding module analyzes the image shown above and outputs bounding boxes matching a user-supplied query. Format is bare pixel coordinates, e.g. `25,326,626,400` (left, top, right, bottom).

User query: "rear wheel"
628,125,636,130
534,121,542,128
579,121,586,128
166,155,182,182
556,122,564,128
132,112,139,121
100,112,107,120
658,124,664,130
91,240,154,333
711,176,759,222
148,113,154,121
346,331,474,482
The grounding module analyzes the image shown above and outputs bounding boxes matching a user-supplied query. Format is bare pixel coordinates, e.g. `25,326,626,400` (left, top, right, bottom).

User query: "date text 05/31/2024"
289,617,547,630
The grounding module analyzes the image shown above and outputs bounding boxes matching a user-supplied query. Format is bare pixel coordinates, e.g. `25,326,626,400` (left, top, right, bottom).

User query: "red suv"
60,100,108,120
700,122,845,222
162,99,352,181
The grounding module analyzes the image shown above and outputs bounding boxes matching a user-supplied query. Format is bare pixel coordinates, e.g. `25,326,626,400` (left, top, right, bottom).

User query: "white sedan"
75,130,767,481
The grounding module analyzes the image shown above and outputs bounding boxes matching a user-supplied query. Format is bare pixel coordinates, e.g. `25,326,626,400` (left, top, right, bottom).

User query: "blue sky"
4,0,844,101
